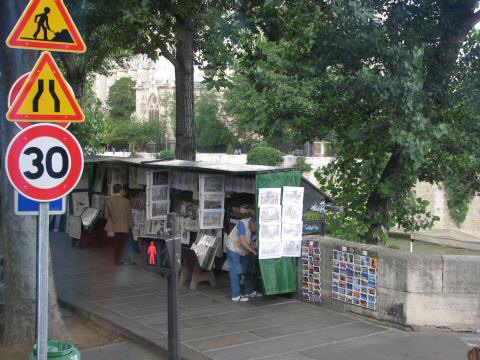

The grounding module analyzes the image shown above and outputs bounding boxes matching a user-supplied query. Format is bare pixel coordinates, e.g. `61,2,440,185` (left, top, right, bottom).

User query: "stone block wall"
300,236,480,331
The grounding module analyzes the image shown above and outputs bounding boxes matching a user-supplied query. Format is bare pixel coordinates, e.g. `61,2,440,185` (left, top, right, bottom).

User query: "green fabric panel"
256,171,301,295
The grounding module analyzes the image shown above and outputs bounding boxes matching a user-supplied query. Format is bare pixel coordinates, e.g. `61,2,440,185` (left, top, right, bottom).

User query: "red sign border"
8,73,70,130
6,124,84,202
7,52,85,122
6,0,86,53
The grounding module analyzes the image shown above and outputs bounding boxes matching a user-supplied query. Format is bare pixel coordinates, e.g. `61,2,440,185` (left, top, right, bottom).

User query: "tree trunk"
424,1,479,109
60,53,88,107
174,17,196,160
0,2,68,349
364,150,407,244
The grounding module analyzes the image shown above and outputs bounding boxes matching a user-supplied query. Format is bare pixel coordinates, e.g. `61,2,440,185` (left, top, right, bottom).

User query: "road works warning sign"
6,0,86,53
7,52,85,123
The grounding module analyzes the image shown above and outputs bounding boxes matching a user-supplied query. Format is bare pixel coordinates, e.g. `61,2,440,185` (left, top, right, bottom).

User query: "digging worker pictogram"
33,7,51,40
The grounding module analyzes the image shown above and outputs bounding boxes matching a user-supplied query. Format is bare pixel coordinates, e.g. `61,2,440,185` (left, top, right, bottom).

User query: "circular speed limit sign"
6,124,84,201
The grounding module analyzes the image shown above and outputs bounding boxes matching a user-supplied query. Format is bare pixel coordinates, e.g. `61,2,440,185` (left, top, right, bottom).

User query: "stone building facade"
94,55,205,141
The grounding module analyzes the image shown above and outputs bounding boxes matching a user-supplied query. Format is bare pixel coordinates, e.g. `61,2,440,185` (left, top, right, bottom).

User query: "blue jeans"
227,250,256,298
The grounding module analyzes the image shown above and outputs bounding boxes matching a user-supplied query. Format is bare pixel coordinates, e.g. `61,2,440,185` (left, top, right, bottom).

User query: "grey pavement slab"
186,332,262,352
181,316,280,342
299,330,473,360
82,342,163,360
51,232,477,360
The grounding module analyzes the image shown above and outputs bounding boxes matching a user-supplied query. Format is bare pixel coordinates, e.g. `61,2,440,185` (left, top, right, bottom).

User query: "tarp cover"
256,171,301,295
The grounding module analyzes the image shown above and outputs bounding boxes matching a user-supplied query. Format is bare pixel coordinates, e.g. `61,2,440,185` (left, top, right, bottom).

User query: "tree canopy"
223,0,480,243
106,77,136,120
195,89,235,152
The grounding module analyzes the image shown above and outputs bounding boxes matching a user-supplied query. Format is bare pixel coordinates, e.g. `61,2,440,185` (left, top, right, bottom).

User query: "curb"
58,296,210,360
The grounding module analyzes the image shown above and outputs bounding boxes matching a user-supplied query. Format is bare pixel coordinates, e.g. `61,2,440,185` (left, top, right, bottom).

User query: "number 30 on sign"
6,124,83,202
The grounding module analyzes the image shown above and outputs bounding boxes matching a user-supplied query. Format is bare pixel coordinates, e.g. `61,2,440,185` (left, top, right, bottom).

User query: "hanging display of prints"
258,187,282,259
280,186,304,257
146,170,170,220
331,246,378,310
301,241,321,303
199,174,225,230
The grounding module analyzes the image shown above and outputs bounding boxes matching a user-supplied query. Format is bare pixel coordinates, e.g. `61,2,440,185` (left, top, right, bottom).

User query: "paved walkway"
51,232,477,360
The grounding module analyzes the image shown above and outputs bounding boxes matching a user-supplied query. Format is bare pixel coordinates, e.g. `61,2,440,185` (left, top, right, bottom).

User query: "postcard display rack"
332,246,378,310
301,240,322,303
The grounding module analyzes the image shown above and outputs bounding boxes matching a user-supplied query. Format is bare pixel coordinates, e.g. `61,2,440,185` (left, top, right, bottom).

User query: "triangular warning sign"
6,0,86,53
7,52,85,123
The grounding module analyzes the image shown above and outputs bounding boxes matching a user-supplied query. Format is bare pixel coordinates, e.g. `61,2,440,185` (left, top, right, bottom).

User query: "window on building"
149,107,160,121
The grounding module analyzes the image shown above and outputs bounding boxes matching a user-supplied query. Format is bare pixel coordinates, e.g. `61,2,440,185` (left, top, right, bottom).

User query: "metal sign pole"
37,202,49,360
167,236,180,360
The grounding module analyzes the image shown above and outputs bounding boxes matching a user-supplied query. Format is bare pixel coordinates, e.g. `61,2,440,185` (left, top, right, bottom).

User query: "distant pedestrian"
33,7,51,40
105,184,134,265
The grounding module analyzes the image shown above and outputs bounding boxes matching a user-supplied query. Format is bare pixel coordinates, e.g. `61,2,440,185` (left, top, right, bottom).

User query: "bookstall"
67,156,330,295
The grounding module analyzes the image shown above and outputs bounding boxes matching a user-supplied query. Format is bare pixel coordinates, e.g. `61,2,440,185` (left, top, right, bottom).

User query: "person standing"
226,216,262,301
105,184,133,265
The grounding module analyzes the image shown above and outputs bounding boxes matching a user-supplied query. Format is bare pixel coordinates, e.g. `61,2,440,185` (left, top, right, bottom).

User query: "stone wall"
415,182,480,234
299,235,480,331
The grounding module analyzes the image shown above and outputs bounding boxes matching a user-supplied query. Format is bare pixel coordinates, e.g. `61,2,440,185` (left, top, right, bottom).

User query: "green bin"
29,340,81,360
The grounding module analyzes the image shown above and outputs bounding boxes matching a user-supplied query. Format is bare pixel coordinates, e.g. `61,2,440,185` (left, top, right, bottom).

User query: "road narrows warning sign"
9,73,71,130
6,52,84,123
6,0,86,53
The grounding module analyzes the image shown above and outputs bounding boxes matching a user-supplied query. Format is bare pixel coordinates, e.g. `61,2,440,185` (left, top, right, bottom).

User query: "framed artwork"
259,224,281,243
259,206,281,225
258,188,281,207
150,186,169,202
148,170,170,186
281,223,303,242
259,242,281,259
129,166,144,189
93,164,106,193
68,216,82,239
201,192,224,210
282,186,304,206
200,209,224,229
147,200,170,220
75,169,89,190
71,192,89,216
281,241,302,257
199,174,224,193
282,205,303,224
